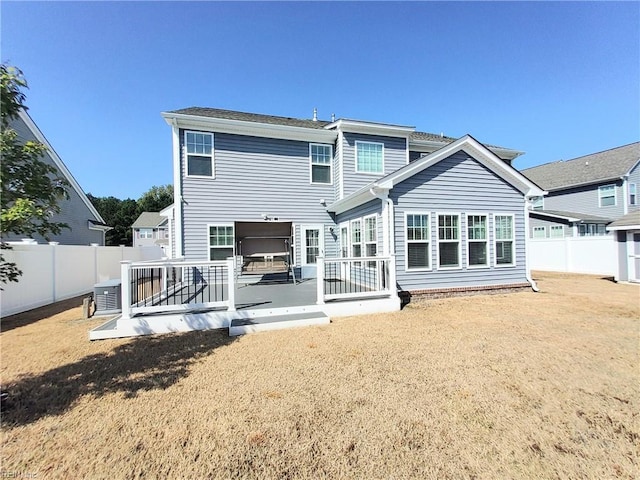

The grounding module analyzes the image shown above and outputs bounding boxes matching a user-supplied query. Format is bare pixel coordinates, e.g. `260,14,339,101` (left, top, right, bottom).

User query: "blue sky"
2,1,638,199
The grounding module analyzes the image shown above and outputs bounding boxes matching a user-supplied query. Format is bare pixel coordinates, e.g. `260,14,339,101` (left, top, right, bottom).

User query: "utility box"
93,279,122,315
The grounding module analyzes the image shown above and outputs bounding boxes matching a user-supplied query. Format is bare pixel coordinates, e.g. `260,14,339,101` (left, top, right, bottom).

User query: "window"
630,183,637,206
406,213,430,270
208,225,234,260
437,214,460,269
340,225,349,257
599,184,616,207
304,228,321,264
186,131,213,177
578,223,607,236
164,229,170,239
495,215,514,266
310,144,332,184
467,215,488,267
530,196,544,210
355,141,383,174
139,228,153,239
351,220,362,260
532,226,546,239
364,215,377,267
550,225,564,238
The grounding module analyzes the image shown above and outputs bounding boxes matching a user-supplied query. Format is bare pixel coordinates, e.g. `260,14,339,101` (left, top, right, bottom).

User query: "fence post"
227,257,236,312
388,255,398,300
316,256,325,305
120,260,132,319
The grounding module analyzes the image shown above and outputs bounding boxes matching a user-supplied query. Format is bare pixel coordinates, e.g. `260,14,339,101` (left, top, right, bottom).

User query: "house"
131,211,169,254
607,211,640,282
3,110,110,245
161,107,543,295
521,142,640,238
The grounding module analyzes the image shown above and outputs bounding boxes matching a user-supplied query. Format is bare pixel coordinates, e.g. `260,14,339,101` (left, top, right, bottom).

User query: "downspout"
523,196,539,292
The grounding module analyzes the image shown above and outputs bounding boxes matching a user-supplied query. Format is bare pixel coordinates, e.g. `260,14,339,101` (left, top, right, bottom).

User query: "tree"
0,64,69,285
87,194,138,246
137,184,173,214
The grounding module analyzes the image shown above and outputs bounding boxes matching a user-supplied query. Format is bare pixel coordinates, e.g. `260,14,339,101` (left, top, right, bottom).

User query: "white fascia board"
379,135,544,197
324,119,415,137
623,157,640,177
89,223,113,231
327,185,389,215
529,211,580,222
607,224,640,231
409,138,523,161
159,203,174,217
18,110,106,224
161,112,337,144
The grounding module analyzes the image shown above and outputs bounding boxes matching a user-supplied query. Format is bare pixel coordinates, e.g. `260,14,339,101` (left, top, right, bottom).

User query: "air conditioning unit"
93,279,122,315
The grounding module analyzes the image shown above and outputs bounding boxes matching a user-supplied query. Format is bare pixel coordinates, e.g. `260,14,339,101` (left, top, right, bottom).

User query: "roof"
132,212,167,229
521,142,640,192
530,209,613,223
607,210,640,230
328,135,544,215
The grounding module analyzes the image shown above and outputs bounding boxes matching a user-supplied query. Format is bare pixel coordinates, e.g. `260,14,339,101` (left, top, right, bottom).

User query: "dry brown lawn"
1,272,638,479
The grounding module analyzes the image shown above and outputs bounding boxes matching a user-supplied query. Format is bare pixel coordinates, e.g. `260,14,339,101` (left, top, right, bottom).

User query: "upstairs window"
310,144,332,184
437,214,460,269
630,183,637,206
209,225,234,260
186,131,213,177
139,228,153,239
599,184,616,207
355,141,383,174
530,196,544,210
495,215,515,266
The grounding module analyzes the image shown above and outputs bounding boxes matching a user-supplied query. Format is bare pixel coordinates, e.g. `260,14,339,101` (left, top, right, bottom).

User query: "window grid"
630,183,637,206
208,225,234,261
550,225,564,238
495,215,514,266
185,131,214,177
599,184,616,207
310,144,332,184
355,142,383,173
364,216,377,267
351,220,362,260
532,226,546,239
467,215,488,267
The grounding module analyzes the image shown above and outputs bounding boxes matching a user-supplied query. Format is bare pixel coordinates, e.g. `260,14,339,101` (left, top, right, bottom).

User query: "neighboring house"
521,142,640,238
3,110,110,245
607,211,640,283
160,107,544,297
131,211,169,253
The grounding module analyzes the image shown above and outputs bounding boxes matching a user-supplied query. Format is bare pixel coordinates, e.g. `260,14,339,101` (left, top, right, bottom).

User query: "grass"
1,272,638,479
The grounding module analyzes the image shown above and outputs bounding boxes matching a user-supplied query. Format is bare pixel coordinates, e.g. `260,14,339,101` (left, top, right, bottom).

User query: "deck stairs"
228,305,329,336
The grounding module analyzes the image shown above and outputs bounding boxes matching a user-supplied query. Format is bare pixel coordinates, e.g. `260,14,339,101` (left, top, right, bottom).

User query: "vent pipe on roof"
331,113,336,122
313,108,318,122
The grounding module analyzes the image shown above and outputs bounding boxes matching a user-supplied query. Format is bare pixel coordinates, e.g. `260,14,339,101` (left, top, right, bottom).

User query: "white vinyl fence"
1,243,164,317
529,236,616,276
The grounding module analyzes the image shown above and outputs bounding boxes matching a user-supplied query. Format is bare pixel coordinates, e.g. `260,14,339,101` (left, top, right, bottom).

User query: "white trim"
494,213,516,267
436,212,462,270
17,110,106,224
598,184,617,207
363,214,378,265
171,124,183,256
324,118,415,137
629,182,637,207
404,211,432,272
162,112,338,144
529,210,581,222
350,219,363,261
355,140,385,175
309,143,333,185
301,224,324,266
532,225,547,239
405,136,410,165
206,223,235,261
184,130,215,178
337,130,345,199
466,213,489,269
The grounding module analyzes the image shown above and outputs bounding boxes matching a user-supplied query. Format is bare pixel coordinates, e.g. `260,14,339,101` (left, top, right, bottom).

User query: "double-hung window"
340,225,349,257
351,220,362,265
406,213,430,270
495,215,514,266
599,184,616,207
630,183,637,206
437,214,460,269
186,131,214,177
310,144,332,184
355,141,383,174
364,215,377,267
208,225,234,261
467,215,488,267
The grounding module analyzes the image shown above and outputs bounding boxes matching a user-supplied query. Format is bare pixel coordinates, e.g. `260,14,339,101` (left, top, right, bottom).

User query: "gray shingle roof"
521,142,640,192
607,210,640,229
168,107,332,129
532,209,613,223
132,212,166,229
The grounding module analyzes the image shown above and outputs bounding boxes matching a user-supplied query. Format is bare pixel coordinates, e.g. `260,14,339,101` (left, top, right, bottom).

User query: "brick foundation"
400,282,532,305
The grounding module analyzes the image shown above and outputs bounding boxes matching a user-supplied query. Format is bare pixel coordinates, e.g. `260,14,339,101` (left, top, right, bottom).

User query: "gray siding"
544,181,625,220
628,163,640,213
4,116,105,245
179,131,337,262
335,199,384,253
390,151,528,291
341,133,407,197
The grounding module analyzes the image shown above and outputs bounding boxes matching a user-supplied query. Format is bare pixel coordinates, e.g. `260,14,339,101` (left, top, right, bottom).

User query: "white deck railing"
120,257,236,319
316,256,397,304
